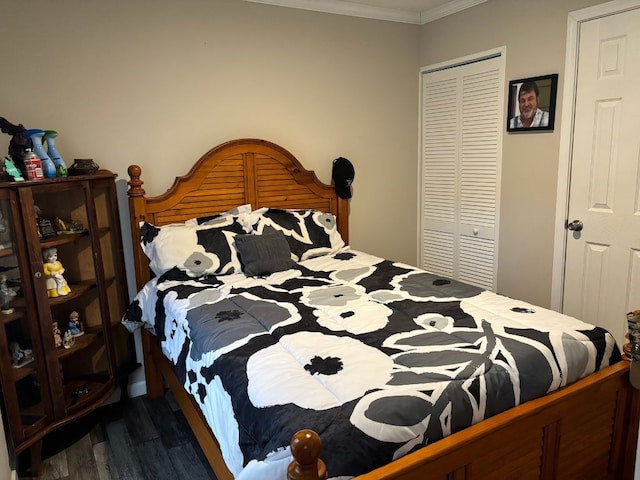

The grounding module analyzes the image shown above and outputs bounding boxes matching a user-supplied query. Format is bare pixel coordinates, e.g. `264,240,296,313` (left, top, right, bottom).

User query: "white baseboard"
127,378,147,398
126,365,147,398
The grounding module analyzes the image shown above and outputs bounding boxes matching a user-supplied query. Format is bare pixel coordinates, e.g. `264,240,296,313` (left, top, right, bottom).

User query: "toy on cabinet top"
0,116,69,178
68,158,99,176
43,130,67,176
0,116,28,176
3,156,24,182
0,274,16,314
42,247,71,297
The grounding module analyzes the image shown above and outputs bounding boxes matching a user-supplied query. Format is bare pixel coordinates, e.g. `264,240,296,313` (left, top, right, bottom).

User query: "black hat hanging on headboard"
332,157,355,199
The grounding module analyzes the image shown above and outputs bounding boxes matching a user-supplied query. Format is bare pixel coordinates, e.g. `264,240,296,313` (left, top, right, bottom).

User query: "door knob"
567,220,583,231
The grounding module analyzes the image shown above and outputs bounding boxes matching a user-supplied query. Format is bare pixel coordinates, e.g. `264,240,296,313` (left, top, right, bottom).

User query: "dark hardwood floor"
18,391,217,480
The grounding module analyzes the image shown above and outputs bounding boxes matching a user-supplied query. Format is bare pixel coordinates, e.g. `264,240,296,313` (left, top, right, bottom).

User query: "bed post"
127,165,151,289
127,165,165,398
288,430,327,480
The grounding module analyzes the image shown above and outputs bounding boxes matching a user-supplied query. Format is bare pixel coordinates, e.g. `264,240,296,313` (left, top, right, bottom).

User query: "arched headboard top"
127,138,349,289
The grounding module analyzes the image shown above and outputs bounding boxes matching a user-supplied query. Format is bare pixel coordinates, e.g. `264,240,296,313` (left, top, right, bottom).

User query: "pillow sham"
185,203,252,226
235,231,296,277
243,208,345,261
140,215,249,277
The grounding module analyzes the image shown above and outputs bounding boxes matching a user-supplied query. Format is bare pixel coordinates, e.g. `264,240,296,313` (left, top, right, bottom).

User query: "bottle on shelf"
24,129,56,179
23,149,44,180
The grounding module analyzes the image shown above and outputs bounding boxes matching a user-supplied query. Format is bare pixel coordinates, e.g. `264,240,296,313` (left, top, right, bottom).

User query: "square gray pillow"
235,231,296,277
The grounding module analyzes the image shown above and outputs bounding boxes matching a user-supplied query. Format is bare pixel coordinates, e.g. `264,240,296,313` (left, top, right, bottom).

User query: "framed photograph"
37,218,57,239
507,74,558,132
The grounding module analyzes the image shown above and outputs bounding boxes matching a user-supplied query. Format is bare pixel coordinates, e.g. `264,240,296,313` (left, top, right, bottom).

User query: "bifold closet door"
420,54,503,290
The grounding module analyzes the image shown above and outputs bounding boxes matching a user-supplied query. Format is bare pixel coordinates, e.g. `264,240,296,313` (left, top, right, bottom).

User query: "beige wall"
0,0,420,471
418,0,607,306
4,0,614,308
0,0,420,265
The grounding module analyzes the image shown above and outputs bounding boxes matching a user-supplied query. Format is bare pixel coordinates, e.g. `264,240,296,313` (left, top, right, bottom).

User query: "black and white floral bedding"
122,248,621,480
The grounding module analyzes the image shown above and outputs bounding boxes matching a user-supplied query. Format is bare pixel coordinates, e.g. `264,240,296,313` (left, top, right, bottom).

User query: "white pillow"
140,215,250,277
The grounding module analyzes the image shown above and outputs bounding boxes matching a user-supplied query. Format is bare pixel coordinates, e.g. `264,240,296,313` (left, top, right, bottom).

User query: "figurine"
0,275,16,314
54,217,67,232
68,311,84,337
3,156,24,182
52,322,63,348
0,212,11,248
63,330,75,349
0,116,28,175
43,247,71,297
43,130,68,176
9,341,33,368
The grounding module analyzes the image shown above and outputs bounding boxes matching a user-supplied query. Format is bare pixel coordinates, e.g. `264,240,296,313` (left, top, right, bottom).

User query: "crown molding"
420,0,487,23
243,0,487,25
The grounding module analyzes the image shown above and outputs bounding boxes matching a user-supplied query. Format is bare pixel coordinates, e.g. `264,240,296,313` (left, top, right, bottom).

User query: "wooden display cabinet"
0,171,134,474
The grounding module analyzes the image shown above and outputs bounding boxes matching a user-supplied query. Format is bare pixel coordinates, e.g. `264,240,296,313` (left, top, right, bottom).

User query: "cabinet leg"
29,440,43,477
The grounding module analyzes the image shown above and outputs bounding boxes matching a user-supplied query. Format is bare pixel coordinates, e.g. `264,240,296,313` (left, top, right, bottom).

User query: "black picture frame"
37,218,57,239
507,74,558,132
38,218,58,238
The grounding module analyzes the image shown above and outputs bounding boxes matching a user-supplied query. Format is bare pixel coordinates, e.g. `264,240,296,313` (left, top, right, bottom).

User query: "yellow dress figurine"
43,247,71,297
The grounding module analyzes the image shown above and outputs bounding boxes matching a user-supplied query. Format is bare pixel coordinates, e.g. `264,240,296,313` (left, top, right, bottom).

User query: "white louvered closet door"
419,53,503,290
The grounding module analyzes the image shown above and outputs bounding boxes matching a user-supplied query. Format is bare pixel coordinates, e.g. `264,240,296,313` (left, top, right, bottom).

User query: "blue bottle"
25,129,57,178
43,130,67,176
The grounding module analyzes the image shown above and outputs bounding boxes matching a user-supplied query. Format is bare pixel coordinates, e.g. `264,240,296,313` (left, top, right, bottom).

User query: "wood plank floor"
19,391,218,480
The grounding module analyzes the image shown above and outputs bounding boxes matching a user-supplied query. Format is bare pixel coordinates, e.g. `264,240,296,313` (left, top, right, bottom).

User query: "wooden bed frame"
127,138,640,480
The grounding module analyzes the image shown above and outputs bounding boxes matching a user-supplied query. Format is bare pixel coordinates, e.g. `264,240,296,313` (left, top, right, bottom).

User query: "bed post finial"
288,429,327,480
127,164,145,197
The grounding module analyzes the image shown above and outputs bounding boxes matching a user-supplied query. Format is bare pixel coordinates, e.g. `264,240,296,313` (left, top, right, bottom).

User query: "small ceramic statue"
52,322,63,348
62,330,75,349
43,247,71,297
0,274,16,314
9,341,33,367
0,211,11,249
68,311,84,337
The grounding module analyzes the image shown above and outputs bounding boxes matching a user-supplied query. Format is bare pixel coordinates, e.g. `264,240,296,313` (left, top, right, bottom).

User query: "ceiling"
242,0,488,24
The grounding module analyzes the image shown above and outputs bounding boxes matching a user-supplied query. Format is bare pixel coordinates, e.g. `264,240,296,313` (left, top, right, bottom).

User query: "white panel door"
420,54,503,290
562,7,640,346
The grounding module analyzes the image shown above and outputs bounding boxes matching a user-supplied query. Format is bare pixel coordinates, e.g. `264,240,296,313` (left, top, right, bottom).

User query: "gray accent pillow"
244,208,345,261
235,231,296,277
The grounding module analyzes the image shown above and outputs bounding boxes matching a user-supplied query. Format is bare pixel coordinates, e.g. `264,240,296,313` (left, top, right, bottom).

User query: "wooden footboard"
293,360,640,480
145,325,639,480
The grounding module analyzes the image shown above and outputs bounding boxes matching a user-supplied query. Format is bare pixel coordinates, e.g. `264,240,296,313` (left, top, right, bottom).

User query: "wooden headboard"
127,138,349,290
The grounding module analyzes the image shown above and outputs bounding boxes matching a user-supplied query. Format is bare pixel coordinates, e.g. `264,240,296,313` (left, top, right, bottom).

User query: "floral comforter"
122,248,620,480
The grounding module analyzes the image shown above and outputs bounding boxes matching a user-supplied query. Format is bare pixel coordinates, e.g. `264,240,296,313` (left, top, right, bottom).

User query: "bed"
124,138,640,480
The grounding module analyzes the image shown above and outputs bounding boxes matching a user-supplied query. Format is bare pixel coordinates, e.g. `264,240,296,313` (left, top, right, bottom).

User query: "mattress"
122,247,620,479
